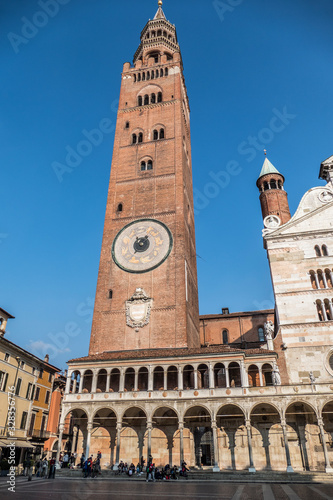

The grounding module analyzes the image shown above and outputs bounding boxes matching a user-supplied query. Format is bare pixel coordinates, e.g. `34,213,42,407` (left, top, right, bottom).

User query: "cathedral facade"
58,3,333,473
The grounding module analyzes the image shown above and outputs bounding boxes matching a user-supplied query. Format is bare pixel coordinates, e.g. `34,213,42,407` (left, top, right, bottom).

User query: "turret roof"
258,157,281,179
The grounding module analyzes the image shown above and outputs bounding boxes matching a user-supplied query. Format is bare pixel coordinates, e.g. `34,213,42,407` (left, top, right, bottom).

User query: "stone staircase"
56,468,333,483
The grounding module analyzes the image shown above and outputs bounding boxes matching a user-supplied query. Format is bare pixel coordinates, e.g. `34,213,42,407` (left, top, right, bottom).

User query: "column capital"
116,422,122,431
211,420,217,429
87,423,93,431
59,423,65,432
280,418,286,427
178,421,184,430
317,417,324,427
245,419,251,430
147,421,153,430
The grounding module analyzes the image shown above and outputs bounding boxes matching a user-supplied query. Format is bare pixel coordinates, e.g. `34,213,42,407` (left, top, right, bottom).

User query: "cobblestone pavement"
0,478,333,500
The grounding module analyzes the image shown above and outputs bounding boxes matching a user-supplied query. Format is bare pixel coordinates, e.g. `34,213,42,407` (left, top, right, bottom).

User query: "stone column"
148,365,153,392
163,369,167,391
179,420,184,464
328,300,333,321
119,368,125,392
78,372,84,393
91,370,98,393
209,363,214,389
71,426,78,454
114,422,122,470
330,271,333,288
314,273,320,289
225,363,230,388
56,423,64,462
72,377,77,394
194,369,198,390
321,301,328,321
245,420,256,473
147,421,152,462
65,374,71,394
178,366,183,391
211,420,220,472
281,419,294,473
86,423,93,458
134,369,138,392
240,360,247,387
105,369,111,393
259,367,264,387
318,418,333,473
323,272,329,289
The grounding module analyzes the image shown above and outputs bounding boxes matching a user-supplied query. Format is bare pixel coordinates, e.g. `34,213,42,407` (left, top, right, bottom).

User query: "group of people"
116,456,189,481
81,451,102,478
59,452,76,468
23,456,56,481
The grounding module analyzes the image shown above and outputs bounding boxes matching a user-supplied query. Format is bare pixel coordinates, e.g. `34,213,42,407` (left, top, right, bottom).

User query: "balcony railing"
27,429,51,440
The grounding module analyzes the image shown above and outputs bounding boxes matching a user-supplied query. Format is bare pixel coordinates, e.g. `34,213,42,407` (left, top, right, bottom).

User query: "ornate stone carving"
125,288,152,331
264,321,274,340
272,363,281,386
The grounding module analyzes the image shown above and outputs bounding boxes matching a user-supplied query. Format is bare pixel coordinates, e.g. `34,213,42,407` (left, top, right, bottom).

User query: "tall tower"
256,155,291,226
89,2,200,355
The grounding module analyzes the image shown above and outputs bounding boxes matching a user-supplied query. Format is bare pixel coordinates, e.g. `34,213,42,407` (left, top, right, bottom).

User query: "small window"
133,74,136,83
258,327,265,342
222,330,228,345
0,371,8,392
39,368,43,379
137,73,141,82
153,130,158,141
157,30,162,36
32,367,35,375
20,412,28,430
151,93,156,104
165,68,168,77
109,290,113,299
30,385,35,401
138,132,143,143
142,72,145,81
26,382,32,399
270,179,277,189
35,387,40,401
20,361,25,369
45,391,50,405
147,71,150,80
4,353,10,362
147,160,153,170
48,372,52,383
15,378,22,396
117,203,123,212
138,96,142,107
151,71,155,80
159,128,165,139
160,68,164,77
157,92,162,103
156,69,159,78
263,181,269,191
132,133,137,144
322,245,329,256
315,245,321,257
125,121,130,129
144,95,149,105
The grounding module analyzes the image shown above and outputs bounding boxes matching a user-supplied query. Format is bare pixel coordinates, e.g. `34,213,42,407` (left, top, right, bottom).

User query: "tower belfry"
89,3,200,355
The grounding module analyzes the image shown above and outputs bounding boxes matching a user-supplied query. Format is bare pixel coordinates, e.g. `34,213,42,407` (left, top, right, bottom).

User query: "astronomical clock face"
112,219,173,273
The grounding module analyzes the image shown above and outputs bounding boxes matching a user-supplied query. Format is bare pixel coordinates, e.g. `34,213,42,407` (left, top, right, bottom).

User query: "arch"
270,179,277,189
144,94,149,105
184,405,212,467
63,407,89,423
92,407,117,424
160,68,164,77
152,406,178,426
137,73,141,82
248,364,260,387
147,160,153,170
278,180,282,189
166,365,178,390
157,92,162,103
183,364,194,390
142,72,145,81
153,366,164,391
132,133,137,144
147,71,150,80
317,269,325,288
124,367,135,391
284,400,318,420
159,128,165,139
263,181,269,191
222,329,228,344
138,132,143,143
197,364,209,389
325,269,332,288
165,68,168,77
184,405,212,423
82,369,93,393
96,368,107,392
324,299,332,320
322,245,329,256
151,93,156,104
315,245,322,257
163,31,167,38
110,368,120,392
228,362,241,387
138,367,148,391
117,203,123,213
153,129,158,141
70,370,80,393
156,69,159,78
157,29,162,36
249,403,282,471
151,71,155,80
316,299,324,321
262,363,273,386
122,405,148,423
138,96,142,106
214,362,226,388
249,401,281,418
309,270,317,289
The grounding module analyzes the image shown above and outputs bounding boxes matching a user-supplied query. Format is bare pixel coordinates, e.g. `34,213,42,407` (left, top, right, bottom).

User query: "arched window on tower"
258,326,265,342
315,245,322,257
138,132,143,143
133,74,136,83
222,330,228,345
132,133,137,144
163,31,167,38
159,128,165,139
151,93,156,104
157,92,162,103
142,72,146,81
160,68,164,77
147,71,150,80
263,181,269,191
165,68,168,77
151,71,155,80
322,245,329,256
152,31,156,37
147,160,153,170
157,30,162,36
117,203,123,212
270,179,277,189
278,180,282,189
138,96,142,107
153,130,158,141
141,161,146,171
144,95,149,105
137,73,141,82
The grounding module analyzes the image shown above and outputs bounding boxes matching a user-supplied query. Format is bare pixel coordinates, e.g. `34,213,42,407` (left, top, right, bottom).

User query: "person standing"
48,458,56,479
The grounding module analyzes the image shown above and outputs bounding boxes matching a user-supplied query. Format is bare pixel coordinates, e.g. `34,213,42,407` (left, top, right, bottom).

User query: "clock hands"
134,235,150,253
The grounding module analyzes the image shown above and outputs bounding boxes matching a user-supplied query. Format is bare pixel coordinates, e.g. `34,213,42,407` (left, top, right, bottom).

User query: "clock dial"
112,219,173,273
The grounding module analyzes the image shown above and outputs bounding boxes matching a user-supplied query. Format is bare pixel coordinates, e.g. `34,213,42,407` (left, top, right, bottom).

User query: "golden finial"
264,149,267,156
158,0,163,6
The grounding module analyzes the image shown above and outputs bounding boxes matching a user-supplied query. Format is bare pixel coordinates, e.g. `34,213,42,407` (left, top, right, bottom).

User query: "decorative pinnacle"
158,0,163,5
264,149,267,156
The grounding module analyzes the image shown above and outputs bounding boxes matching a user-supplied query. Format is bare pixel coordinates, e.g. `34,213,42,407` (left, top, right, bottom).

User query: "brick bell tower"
256,153,291,226
89,1,200,355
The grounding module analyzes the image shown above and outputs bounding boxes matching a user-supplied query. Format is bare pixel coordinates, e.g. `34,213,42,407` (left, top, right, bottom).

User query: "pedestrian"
80,452,85,468
25,455,34,481
62,452,69,468
48,458,56,479
41,458,48,478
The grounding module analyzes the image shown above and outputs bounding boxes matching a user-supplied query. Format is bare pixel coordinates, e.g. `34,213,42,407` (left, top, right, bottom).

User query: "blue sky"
1,0,332,370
